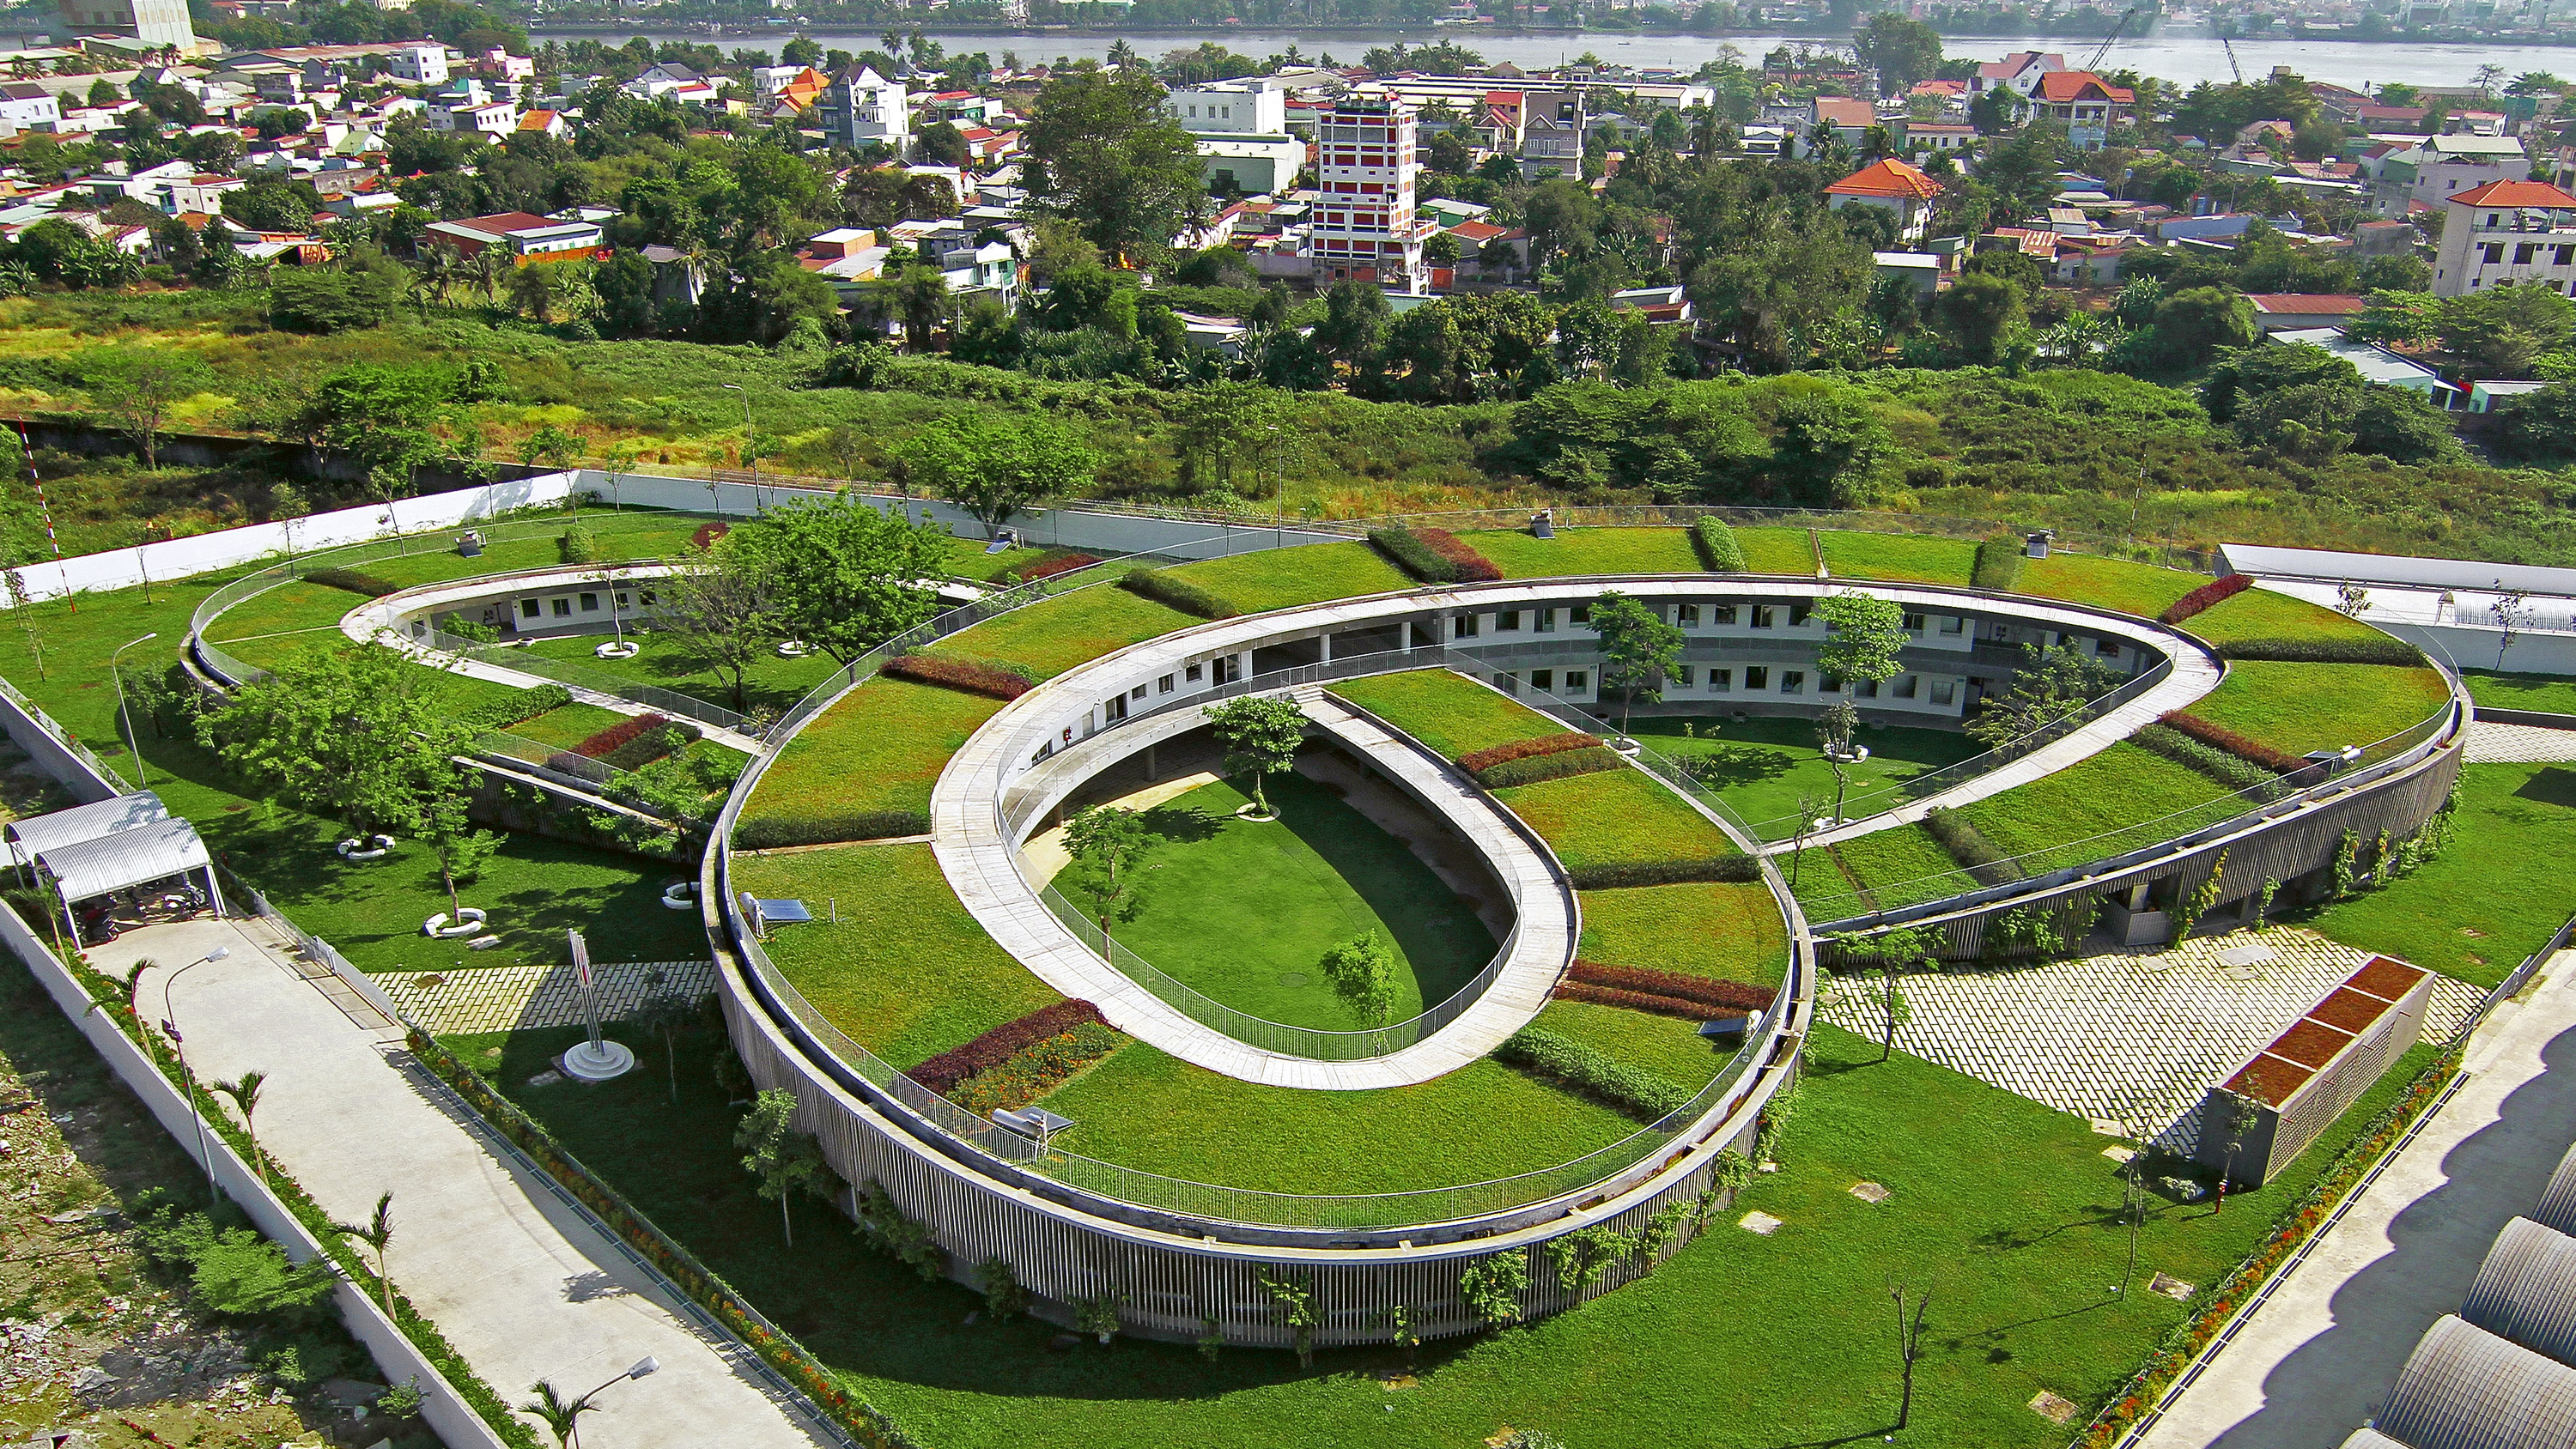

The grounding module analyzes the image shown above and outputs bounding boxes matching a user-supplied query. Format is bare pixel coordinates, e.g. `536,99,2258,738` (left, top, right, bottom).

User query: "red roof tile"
2451,179,2576,209
1826,156,1941,201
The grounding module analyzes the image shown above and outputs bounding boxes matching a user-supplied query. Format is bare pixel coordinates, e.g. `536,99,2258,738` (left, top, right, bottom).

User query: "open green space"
1625,712,1986,839
1818,531,1978,585
197,579,359,643
500,700,631,752
2460,669,2576,718
731,841,1060,1070
1493,767,1739,873
939,583,1196,680
1451,524,1812,578
1327,667,1561,760
2015,554,2206,617
2193,662,2453,755
1959,743,2242,871
2300,761,2576,990
744,676,1003,834
1170,542,1413,614
514,629,840,714
1576,882,1790,989
2182,587,2388,646
451,1014,2443,1449
1523,998,1733,1090
1792,822,1978,920
1051,774,1496,1032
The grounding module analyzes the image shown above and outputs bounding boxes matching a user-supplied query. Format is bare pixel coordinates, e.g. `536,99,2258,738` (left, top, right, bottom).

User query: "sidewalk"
2133,952,2576,1449
89,916,838,1449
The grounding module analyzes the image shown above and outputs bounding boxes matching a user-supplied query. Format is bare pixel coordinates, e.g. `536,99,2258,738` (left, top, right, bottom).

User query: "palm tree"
210,1071,266,1185
337,1191,396,1318
468,246,510,309
519,1380,598,1449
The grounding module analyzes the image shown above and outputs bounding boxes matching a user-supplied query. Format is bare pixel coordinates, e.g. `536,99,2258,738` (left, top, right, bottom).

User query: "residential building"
2266,326,2459,403
2376,132,2531,215
1825,156,1942,246
387,42,447,85
515,108,568,139
1308,88,1432,294
2031,71,2134,150
54,0,196,53
1166,84,1286,137
423,211,605,264
1906,121,1977,156
0,81,62,130
428,99,517,135
1164,83,1303,196
2354,218,2418,258
1872,250,1942,301
2432,179,2576,298
1805,95,1877,155
2247,294,2367,330
820,65,908,155
1968,51,2065,101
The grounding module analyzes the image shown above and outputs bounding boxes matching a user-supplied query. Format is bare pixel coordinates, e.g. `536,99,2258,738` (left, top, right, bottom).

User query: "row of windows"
2476,240,2576,266
517,590,652,620
1448,604,2119,657
1507,663,1964,705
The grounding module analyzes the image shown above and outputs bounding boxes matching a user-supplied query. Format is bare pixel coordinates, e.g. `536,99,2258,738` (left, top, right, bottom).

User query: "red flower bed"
882,652,1033,700
690,520,731,550
1414,526,1502,583
573,712,671,758
1012,552,1099,584
910,999,1109,1095
1570,960,1777,1011
2157,710,2306,774
1554,980,1749,1021
1456,731,1605,775
2158,572,2252,625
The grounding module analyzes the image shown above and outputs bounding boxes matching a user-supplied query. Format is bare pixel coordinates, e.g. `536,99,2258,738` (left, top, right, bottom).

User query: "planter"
1232,803,1279,822
424,907,489,939
661,882,696,910
595,640,641,660
776,640,810,658
337,834,396,860
1825,744,1871,765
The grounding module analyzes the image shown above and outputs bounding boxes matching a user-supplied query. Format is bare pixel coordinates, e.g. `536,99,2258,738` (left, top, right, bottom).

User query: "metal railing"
2448,912,2576,1047
1369,505,2218,575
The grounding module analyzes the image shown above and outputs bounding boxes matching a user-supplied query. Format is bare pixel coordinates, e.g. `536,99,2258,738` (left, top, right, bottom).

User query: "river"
533,26,2575,91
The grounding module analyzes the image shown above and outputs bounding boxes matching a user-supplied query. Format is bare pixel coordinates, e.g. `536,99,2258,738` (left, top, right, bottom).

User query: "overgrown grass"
743,676,1003,834
1493,767,1738,873
2183,587,2389,646
1818,532,1978,585
2192,662,2453,755
1328,667,1563,759
1576,881,1789,988
1167,543,1413,614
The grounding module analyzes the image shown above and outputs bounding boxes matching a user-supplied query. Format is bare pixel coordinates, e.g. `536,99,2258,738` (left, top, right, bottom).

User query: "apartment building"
1307,89,1432,294
2433,179,2576,297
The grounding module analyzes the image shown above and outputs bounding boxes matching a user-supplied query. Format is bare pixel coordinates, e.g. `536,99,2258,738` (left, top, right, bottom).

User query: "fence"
420,623,745,732
2447,912,2576,1047
220,865,404,1023
1370,504,2220,575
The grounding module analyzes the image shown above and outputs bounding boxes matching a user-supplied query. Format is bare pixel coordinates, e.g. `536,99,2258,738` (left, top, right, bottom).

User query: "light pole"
722,382,756,513
149,946,231,1203
567,1357,660,1448
112,631,158,788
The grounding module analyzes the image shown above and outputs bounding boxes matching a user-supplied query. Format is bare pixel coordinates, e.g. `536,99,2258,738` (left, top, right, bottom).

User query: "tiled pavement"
376,959,715,1035
2464,720,2576,763
1815,928,2485,1154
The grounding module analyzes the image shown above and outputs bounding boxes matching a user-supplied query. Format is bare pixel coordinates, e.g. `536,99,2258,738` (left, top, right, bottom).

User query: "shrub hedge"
1497,1028,1695,1121
1119,567,1241,620
2160,572,2253,624
2158,709,2308,773
1568,961,1776,1011
1457,731,1605,775
1565,856,1761,889
1368,523,1502,584
1692,517,1748,573
2131,723,2285,798
574,712,675,759
911,999,1110,1096
1475,744,1626,788
2215,635,2426,666
881,652,1035,700
1553,980,1739,1021
1923,806,2026,885
1417,526,1502,582
1970,536,2024,592
468,683,574,730
734,809,931,847
305,566,398,597
949,1022,1124,1113
599,720,701,772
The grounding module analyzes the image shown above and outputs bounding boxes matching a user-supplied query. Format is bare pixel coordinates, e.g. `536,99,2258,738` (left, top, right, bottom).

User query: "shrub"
1553,980,1752,1022
1564,856,1760,889
949,1022,1124,1113
1457,731,1605,775
2215,635,2425,666
2159,571,2253,624
598,720,700,772
1368,523,1501,584
734,809,929,847
1001,551,1099,585
1476,745,1627,788
1568,961,1776,1011
560,525,601,564
1496,1028,1694,1121
267,268,398,333
1970,535,2024,592
1922,806,2024,885
910,999,1110,1096
2157,709,2308,773
1120,567,1241,620
881,652,1034,700
1692,516,1748,572
1417,526,1502,582
465,683,573,730
2131,723,2286,798
573,712,675,759
305,566,398,597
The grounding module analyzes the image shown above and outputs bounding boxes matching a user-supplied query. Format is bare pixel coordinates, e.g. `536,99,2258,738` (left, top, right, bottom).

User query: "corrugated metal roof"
2339,1429,2415,1449
2466,1217,2576,1368
2218,543,2576,599
4,791,169,864
2535,1142,2576,1238
34,815,210,904
2379,1314,2576,1449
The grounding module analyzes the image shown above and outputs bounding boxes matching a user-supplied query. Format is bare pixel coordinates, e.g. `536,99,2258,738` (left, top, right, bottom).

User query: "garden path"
2464,720,2576,764
378,959,717,1036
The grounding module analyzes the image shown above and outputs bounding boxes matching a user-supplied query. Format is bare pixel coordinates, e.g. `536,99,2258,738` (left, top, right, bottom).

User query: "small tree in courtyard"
1062,804,1153,949
735,1088,829,1246
1814,591,1908,820
1586,589,1684,746
1206,695,1305,819
1318,931,1400,1029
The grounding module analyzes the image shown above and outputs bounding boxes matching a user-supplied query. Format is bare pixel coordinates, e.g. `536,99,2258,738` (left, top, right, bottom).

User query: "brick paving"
2464,721,2576,763
1815,928,2484,1155
375,959,715,1035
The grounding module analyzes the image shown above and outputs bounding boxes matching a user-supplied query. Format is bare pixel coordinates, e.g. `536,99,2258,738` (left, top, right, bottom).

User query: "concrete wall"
0,684,127,803
2374,618,2576,678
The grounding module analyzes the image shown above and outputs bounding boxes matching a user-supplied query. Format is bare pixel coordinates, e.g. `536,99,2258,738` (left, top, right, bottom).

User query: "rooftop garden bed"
1576,882,1790,990
1327,667,1563,759
1792,822,1978,918
1492,766,1741,876
197,579,361,644
1449,524,1816,578
2183,586,2389,646
2014,553,2208,617
1817,531,1978,586
2191,662,2453,756
937,583,1197,680
1166,542,1413,615
741,676,1005,843
1957,743,2246,870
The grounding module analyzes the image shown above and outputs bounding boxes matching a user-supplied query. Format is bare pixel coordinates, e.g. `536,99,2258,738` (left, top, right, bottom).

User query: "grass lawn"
1493,767,1739,872
1523,998,1733,1090
1576,881,1789,988
501,701,631,751
2016,554,2205,617
2298,761,2576,989
2184,587,2389,646
1456,525,1700,578
2192,663,2453,755
743,676,1003,834
453,1016,2443,1449
357,513,709,589
513,628,841,714
1055,774,1496,1031
732,842,1060,1069
2460,669,2576,718
1030,1040,1643,1195
1793,822,1978,920
1624,712,1985,839
1328,668,1563,759
939,585,1198,679
1169,543,1413,614
1819,532,1978,585
1959,743,2239,870
197,579,361,642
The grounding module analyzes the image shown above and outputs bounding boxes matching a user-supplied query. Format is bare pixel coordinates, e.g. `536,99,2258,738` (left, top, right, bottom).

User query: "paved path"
83,916,838,1449
2132,953,2576,1449
1816,929,2485,1155
2464,720,2576,763
377,960,716,1036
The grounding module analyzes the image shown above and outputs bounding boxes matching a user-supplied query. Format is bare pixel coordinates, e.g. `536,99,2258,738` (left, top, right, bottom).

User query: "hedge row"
911,999,1111,1096
1495,1028,1695,1121
882,652,1035,700
1119,567,1241,620
1692,517,1747,573
574,712,673,759
599,719,701,772
734,809,931,848
467,683,574,731
1970,537,2024,592
2160,572,2253,624
949,1022,1124,1114
1553,980,1741,1022
1923,806,2026,886
2215,635,2426,666
1457,731,1604,775
2158,709,2308,774
1565,856,1761,889
2132,723,2286,798
1368,524,1501,584
1475,744,1626,789
306,566,398,597
1568,960,1775,1011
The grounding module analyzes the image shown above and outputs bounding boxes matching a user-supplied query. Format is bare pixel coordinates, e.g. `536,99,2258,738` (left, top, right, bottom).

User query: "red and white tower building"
1307,88,1434,294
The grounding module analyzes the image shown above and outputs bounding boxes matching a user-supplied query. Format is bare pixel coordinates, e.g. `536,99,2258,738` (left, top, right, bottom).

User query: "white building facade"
2433,179,2576,298
824,66,910,155
1308,89,1431,294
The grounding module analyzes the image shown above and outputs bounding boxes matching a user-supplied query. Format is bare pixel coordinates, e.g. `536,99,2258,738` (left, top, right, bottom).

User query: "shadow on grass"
2514,767,2576,809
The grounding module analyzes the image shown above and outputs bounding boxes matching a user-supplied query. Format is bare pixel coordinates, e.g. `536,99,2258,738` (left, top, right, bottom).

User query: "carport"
6,790,171,872
33,812,225,943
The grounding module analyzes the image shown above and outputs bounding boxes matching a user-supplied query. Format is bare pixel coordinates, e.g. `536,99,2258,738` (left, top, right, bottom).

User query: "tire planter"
424,907,490,939
662,882,696,910
776,640,810,658
596,640,641,660
337,834,396,860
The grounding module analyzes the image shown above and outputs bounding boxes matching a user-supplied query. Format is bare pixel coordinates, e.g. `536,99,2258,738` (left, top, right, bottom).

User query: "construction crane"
2082,3,2145,73
2220,32,2245,84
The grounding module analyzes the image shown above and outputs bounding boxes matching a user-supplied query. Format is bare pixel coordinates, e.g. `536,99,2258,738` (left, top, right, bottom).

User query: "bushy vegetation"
1921,805,2025,885
2160,572,2253,624
2215,635,2426,666
881,652,1036,700
1495,1027,1697,1123
1968,534,2024,591
2131,722,2287,797
1692,516,1748,572
1117,567,1241,620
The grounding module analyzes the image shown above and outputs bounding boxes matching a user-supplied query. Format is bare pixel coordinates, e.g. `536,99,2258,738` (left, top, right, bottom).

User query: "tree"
76,349,209,471
1023,65,1206,267
1314,279,1391,368
734,1087,829,1246
1768,391,1888,506
2494,382,2576,465
1318,932,1400,1030
890,263,951,352
2152,287,2259,371
1170,381,1296,494
335,1191,396,1318
1586,589,1684,745
1847,925,1931,1062
1061,804,1152,947
519,423,583,473
658,537,777,711
1852,12,1941,95
1814,590,1907,816
1934,271,2026,366
517,1380,598,1449
197,644,477,842
916,119,970,168
630,979,699,1106
294,364,449,497
419,781,501,921
724,493,945,666
1966,643,2119,749
210,1070,267,1186
1890,1280,1934,1430
896,410,1100,537
268,269,402,333
2212,1088,2263,1214
1206,695,1305,818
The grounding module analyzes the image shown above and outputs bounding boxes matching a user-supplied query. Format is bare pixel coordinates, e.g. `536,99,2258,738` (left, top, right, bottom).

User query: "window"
1672,664,1695,687
1893,674,1918,699
1212,656,1241,684
1855,679,1879,699
1158,673,1176,694
1104,694,1128,723
1498,609,1522,630
1499,673,1520,694
1186,663,1205,683
550,598,571,618
2095,639,2120,658
579,591,599,612
640,591,658,607
1939,615,1964,635
2482,241,2506,264
1130,684,1147,701
2517,243,2540,264
1570,604,1589,625
1789,604,1812,627
519,597,541,618
1782,670,1806,694
1676,603,1700,627
1990,623,2012,641
1710,668,1733,692
1744,665,1769,690
1930,679,1957,706
1751,605,1776,629
1532,669,1554,689
1564,670,1588,691
1454,614,1479,639
1902,610,1925,632
1712,603,1738,625
615,592,629,609
1821,674,1841,693
2557,245,2575,266
1535,609,1556,633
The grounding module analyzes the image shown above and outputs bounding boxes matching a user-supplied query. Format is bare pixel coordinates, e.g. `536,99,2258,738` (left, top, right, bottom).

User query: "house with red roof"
2433,178,2576,298
1825,156,1942,244
2246,294,2367,331
1969,51,2064,101
1805,95,1879,156
2031,71,2133,150
516,108,568,139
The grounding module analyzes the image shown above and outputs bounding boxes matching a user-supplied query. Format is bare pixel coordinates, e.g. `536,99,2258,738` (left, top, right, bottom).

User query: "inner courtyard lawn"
1047,773,1497,1032
1625,712,1987,839
514,629,842,714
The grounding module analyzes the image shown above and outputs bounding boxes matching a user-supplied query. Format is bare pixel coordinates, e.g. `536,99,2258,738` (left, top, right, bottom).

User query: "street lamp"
112,632,157,788
566,1357,660,1448
721,382,756,513
149,947,231,1203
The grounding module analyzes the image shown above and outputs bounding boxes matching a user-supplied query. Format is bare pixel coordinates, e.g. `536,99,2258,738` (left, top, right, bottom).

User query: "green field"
2192,663,2453,755
940,583,1196,679
743,676,1005,837
1328,667,1564,759
2015,554,2206,616
2183,586,2391,646
1171,542,1413,613
1576,880,1790,987
1793,822,1978,920
1626,712,1987,839
2461,669,2576,718
1053,774,1497,1031
1493,767,1740,872
1818,531,1978,585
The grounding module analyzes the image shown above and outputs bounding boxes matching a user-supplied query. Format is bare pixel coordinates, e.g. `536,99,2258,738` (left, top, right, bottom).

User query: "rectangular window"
1499,673,1520,694
2095,639,2119,658
2557,245,2575,266
1712,603,1738,626
1893,674,1918,699
1454,614,1479,639
1672,664,1695,687
641,591,657,607
1782,670,1806,694
1532,669,1554,689
1158,674,1176,694
550,598,571,618
615,592,629,609
1856,679,1879,699
1711,668,1733,693
1570,604,1590,625
1130,684,1147,701
519,597,541,618
1821,674,1841,693
1103,694,1128,723
1535,609,1556,633
1564,670,1588,691
1789,604,1813,627
2516,243,2540,264
1931,679,1958,706
1186,663,1205,683
1751,605,1776,628
1676,603,1700,627
1213,656,1241,685
2483,241,2506,264
1939,615,1964,635
1745,665,1769,690
1902,611,1925,632
1498,609,1522,630
579,591,599,612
